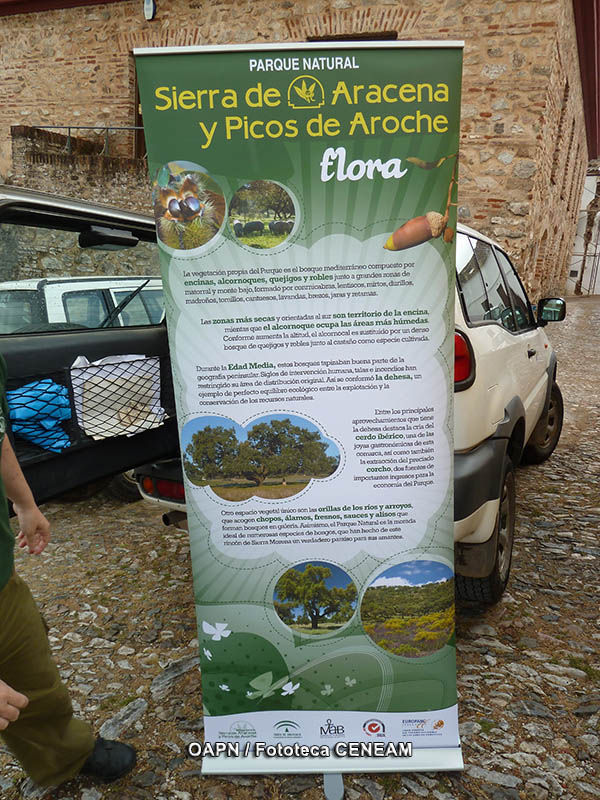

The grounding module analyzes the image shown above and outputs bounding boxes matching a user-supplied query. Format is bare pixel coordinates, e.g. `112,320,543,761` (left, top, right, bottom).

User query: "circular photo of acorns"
153,161,226,250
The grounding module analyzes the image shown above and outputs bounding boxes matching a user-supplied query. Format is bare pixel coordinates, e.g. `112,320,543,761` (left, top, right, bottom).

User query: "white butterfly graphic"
202,621,231,641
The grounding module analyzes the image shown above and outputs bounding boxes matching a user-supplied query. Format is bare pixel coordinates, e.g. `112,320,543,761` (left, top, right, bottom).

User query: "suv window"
470,238,516,331
0,221,161,334
0,289,45,333
113,288,165,325
457,233,531,334
494,248,535,330
63,290,110,327
456,233,489,323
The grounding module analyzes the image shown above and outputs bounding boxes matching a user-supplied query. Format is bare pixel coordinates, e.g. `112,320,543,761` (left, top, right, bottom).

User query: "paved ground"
0,296,599,800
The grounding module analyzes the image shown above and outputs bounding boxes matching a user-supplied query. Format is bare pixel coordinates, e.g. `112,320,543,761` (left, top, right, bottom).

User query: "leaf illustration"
407,153,457,170
247,671,291,700
248,671,274,692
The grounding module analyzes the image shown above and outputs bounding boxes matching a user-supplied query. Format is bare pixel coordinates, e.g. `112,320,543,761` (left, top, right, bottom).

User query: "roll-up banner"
136,41,464,775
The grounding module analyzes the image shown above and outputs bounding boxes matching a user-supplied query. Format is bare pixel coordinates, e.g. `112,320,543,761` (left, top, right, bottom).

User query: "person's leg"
0,571,95,787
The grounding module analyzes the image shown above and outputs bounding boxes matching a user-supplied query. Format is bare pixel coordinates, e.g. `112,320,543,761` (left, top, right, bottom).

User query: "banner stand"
201,749,464,774
136,39,465,784
323,773,344,800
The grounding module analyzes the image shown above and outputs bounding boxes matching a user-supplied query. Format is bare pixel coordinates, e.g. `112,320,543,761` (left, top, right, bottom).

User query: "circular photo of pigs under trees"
229,180,296,248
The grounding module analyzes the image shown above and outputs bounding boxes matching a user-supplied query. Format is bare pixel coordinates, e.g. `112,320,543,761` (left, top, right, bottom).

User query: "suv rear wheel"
456,457,516,604
105,470,143,502
522,382,563,464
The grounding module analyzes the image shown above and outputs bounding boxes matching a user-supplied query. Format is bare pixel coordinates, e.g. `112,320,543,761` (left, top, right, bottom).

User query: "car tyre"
105,470,143,503
522,382,563,465
456,457,516,604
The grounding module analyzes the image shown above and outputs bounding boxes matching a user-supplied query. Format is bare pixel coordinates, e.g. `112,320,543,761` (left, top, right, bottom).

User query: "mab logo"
320,718,345,737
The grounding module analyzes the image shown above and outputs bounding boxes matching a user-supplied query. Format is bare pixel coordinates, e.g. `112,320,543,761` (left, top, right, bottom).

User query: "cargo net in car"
70,354,166,440
6,354,175,460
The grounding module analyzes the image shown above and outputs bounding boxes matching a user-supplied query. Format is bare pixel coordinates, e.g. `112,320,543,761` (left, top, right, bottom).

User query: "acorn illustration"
383,211,446,252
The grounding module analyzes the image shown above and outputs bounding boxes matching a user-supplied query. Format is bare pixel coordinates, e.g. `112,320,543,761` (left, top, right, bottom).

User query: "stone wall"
0,0,589,296
11,126,153,214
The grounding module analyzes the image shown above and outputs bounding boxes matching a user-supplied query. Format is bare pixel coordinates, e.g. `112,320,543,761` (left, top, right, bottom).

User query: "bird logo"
287,75,325,109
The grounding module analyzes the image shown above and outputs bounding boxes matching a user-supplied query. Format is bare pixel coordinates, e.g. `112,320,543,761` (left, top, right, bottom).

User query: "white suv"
453,224,564,602
0,276,164,334
135,223,565,604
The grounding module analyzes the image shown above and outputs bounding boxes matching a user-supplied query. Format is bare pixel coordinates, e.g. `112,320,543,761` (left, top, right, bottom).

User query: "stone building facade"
0,0,589,296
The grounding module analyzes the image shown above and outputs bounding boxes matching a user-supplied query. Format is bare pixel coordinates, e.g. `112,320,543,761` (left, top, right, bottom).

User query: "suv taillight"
141,476,185,501
455,331,475,388
156,479,185,501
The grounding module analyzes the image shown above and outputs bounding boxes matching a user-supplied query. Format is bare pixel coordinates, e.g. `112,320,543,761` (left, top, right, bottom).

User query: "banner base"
201,748,464,775
323,773,344,800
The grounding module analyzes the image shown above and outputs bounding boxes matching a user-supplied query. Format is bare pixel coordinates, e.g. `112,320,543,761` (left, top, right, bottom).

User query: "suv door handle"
528,348,537,358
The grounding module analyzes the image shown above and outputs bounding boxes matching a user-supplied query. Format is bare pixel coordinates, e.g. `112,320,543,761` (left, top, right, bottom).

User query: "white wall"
566,176,600,295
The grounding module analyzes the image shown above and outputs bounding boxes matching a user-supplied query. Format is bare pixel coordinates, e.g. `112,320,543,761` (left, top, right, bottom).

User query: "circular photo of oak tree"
153,161,226,250
181,413,340,501
229,180,296,248
361,561,455,658
274,562,357,635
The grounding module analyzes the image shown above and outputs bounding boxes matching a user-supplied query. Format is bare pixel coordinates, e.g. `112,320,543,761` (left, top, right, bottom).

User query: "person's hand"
0,679,28,730
14,502,51,555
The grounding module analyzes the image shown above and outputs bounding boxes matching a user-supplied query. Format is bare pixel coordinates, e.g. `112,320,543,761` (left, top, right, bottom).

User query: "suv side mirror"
537,297,566,326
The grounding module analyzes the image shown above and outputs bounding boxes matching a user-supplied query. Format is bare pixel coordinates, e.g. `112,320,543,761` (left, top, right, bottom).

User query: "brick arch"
118,27,207,53
285,6,422,41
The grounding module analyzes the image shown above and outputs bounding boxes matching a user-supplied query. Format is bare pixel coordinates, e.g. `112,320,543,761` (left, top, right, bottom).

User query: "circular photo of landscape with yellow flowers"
361,561,455,658
152,161,226,250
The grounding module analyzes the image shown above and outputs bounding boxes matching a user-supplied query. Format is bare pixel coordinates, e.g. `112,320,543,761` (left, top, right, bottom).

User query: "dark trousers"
0,571,95,786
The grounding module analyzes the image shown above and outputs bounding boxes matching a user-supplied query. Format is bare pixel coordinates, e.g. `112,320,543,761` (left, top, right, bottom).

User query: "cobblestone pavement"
0,296,599,800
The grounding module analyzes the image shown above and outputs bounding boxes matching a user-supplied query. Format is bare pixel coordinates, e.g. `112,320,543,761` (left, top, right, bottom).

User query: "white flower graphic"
321,684,334,696
218,684,230,692
344,676,356,687
202,621,231,641
281,681,300,696
203,648,213,661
